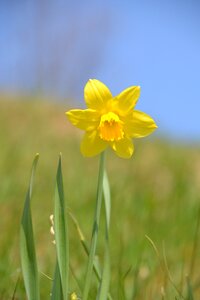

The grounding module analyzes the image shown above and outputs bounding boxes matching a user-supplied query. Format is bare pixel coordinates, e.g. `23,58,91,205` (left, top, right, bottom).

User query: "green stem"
82,152,105,300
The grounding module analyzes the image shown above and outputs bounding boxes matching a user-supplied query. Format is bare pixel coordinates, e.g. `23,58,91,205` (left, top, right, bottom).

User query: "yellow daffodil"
66,79,157,158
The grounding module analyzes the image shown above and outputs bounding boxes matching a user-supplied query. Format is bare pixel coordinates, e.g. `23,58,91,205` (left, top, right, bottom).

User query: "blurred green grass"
0,96,200,299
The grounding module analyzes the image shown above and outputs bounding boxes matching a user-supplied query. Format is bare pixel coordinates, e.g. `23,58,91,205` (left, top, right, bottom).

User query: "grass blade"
186,276,194,300
69,210,113,300
54,154,69,300
131,261,140,300
189,205,200,278
97,241,110,300
51,261,63,300
11,276,20,300
146,235,185,300
68,210,101,282
20,153,40,300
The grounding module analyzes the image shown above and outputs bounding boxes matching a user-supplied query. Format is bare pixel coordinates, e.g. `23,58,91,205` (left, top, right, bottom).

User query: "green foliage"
20,154,70,299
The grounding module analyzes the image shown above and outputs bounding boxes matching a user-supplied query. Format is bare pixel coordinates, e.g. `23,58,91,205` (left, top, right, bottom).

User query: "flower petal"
124,110,158,138
114,86,140,114
110,137,134,159
66,109,99,131
84,79,112,110
81,130,107,157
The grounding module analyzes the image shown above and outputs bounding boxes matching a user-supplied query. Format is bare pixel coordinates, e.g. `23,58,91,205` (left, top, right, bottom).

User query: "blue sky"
0,0,200,141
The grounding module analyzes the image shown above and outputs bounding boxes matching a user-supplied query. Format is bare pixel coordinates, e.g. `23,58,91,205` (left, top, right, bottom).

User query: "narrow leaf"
51,261,63,300
54,154,69,300
20,154,40,300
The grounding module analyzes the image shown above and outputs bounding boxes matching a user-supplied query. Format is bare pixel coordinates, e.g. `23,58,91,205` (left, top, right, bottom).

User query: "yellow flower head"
66,79,157,159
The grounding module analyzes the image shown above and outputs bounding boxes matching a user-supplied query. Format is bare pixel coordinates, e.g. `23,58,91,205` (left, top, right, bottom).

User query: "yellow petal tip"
65,111,72,118
135,86,141,93
152,122,158,129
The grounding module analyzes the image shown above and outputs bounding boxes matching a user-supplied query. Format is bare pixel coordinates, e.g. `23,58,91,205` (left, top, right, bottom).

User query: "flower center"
98,112,124,141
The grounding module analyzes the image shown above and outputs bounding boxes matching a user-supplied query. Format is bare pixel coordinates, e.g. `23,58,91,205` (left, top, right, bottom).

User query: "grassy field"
0,96,200,299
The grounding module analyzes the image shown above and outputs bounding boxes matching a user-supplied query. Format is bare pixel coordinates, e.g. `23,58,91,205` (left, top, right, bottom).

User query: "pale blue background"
0,0,200,140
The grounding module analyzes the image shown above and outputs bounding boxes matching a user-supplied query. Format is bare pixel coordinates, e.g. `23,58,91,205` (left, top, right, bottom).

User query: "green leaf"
51,261,63,300
54,154,69,300
20,154,40,300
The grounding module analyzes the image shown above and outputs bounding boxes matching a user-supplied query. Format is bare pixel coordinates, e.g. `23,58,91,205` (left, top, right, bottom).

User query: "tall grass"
0,97,200,299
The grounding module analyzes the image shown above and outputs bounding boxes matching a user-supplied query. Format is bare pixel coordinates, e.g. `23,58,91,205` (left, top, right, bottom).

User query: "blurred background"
1,1,200,299
1,0,200,140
